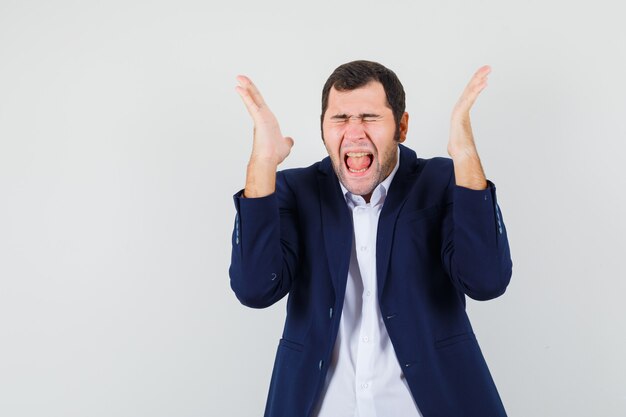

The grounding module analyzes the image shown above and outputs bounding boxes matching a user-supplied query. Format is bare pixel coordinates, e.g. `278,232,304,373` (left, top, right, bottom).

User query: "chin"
338,170,380,197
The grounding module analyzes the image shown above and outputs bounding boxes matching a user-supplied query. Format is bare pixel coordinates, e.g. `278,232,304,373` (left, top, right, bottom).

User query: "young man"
230,60,512,417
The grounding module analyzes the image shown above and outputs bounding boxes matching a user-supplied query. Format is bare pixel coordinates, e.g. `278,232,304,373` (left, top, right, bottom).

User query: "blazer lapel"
376,144,421,296
317,157,353,299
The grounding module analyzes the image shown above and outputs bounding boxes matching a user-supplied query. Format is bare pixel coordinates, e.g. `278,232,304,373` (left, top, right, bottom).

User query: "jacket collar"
316,144,421,298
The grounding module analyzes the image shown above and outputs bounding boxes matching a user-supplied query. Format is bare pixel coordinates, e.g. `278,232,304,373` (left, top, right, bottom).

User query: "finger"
455,84,485,115
456,66,491,112
465,66,491,94
473,65,491,79
284,136,295,148
236,75,267,109
467,65,491,88
235,85,260,117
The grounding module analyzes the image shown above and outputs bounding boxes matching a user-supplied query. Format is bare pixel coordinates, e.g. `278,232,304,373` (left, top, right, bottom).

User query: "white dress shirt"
314,148,423,417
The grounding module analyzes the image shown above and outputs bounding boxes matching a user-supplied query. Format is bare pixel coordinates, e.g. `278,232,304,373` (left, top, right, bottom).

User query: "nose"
343,118,367,141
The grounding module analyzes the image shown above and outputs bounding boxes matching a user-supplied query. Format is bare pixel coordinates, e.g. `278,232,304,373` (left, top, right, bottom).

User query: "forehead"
326,81,391,113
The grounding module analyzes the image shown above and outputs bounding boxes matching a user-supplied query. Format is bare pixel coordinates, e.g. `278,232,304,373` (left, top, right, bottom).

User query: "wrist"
451,149,487,190
448,145,479,161
248,156,279,170
244,158,278,198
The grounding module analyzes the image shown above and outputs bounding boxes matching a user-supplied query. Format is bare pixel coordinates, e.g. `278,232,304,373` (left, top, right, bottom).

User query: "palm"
447,65,491,158
235,75,294,166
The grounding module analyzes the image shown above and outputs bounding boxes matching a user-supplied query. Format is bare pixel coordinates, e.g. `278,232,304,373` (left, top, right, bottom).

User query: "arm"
229,172,300,308
441,175,513,301
441,66,513,300
229,76,299,308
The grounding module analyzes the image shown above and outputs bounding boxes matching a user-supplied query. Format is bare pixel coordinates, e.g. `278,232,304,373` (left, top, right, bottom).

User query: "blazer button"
319,360,324,370
329,307,333,319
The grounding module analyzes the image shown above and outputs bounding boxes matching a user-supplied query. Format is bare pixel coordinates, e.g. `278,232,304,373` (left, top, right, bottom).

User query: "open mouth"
344,152,373,174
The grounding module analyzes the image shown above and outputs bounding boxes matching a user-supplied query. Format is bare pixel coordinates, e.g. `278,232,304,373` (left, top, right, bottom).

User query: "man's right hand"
236,76,294,197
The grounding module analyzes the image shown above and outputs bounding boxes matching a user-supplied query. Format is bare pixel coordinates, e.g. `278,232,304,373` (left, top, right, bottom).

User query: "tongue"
346,155,371,170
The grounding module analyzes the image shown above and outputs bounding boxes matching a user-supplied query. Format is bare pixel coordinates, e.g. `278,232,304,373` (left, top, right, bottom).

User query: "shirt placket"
353,204,377,417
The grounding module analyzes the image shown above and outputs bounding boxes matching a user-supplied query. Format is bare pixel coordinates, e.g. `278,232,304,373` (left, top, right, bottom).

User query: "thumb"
284,136,295,148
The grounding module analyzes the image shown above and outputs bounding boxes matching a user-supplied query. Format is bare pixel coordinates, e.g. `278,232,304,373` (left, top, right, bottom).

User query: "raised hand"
235,75,294,197
447,66,491,190
236,75,294,167
447,65,491,160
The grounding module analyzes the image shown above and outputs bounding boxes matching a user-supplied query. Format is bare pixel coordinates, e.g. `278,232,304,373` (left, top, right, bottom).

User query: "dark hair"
320,60,406,139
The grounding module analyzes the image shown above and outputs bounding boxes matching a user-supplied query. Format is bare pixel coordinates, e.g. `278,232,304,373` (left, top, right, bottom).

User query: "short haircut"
320,60,406,140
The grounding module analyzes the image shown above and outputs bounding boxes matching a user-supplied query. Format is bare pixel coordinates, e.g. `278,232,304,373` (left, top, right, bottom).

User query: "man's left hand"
447,65,491,160
447,65,491,189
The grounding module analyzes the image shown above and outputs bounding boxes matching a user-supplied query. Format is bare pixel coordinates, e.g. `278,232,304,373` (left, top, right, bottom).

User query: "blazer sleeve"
440,172,513,301
228,171,300,308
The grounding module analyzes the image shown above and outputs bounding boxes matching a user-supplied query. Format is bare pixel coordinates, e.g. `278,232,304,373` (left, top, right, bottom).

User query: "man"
229,60,512,417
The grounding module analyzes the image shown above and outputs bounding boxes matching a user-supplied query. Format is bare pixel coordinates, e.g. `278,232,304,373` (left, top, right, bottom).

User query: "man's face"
322,81,408,202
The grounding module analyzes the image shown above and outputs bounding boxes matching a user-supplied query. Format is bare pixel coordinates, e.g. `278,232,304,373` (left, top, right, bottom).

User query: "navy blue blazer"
230,144,512,417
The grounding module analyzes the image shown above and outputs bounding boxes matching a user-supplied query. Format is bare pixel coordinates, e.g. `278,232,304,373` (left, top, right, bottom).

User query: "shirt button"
361,382,369,389
365,290,371,297
362,336,369,343
360,246,367,252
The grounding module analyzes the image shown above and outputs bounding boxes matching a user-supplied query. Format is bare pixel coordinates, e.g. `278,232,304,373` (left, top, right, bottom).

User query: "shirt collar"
339,146,400,208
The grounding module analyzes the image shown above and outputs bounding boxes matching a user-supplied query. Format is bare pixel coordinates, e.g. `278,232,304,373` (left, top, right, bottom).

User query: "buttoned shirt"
314,147,423,417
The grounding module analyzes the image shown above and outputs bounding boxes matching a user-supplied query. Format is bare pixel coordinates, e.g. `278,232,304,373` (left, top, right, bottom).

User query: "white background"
1,0,625,416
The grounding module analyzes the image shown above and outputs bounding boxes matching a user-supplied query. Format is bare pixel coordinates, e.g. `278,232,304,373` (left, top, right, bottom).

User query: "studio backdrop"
0,1,624,416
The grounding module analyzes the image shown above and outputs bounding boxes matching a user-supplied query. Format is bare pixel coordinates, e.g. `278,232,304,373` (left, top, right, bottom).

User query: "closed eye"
330,114,350,124
329,114,383,123
361,114,382,122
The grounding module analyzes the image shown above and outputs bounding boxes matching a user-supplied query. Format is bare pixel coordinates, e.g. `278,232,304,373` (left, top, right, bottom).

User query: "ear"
398,112,409,143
